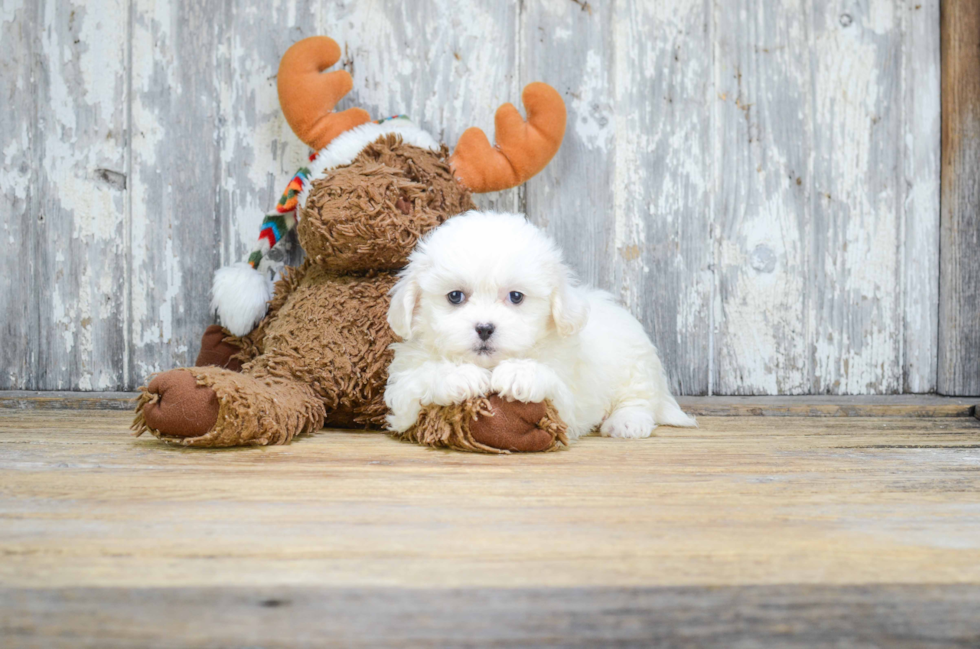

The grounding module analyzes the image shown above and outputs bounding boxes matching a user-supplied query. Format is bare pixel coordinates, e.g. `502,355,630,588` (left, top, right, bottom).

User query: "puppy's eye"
509,291,525,305
447,290,465,305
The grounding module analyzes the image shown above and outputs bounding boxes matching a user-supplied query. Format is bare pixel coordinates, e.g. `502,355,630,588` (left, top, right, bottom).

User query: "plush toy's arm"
196,261,310,371
239,260,308,353
195,325,246,371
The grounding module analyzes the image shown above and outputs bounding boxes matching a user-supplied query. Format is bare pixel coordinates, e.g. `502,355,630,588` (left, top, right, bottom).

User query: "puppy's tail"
655,396,698,428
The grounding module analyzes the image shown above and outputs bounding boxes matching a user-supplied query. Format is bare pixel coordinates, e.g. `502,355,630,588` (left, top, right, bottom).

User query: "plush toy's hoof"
469,396,555,452
140,370,219,438
397,395,568,454
195,324,244,371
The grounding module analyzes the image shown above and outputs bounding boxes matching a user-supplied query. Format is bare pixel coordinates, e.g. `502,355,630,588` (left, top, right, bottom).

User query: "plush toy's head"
296,133,472,273
212,36,566,335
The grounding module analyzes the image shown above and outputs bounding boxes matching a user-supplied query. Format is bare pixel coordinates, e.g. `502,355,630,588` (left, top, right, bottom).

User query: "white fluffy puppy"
384,211,696,439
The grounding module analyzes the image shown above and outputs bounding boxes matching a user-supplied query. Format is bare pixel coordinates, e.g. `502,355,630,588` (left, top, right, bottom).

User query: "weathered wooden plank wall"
939,0,980,396
1,0,38,389
0,0,947,395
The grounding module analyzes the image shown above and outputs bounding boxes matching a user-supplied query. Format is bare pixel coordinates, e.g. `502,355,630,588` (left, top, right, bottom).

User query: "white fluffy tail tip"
657,401,698,428
210,262,273,336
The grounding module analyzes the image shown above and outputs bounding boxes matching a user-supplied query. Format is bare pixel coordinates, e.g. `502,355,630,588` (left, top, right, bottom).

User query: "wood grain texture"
904,0,941,393
714,0,809,394
614,0,714,395
0,391,138,410
1,410,980,644
128,0,223,384
808,1,905,394
3,585,980,648
0,0,40,390
2,411,980,591
1,392,977,417
939,0,980,396
678,394,977,417
42,0,131,392
0,1,948,394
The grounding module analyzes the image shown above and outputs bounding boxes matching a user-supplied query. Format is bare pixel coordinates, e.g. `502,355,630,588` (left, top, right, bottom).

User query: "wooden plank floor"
3,391,978,416
2,409,980,647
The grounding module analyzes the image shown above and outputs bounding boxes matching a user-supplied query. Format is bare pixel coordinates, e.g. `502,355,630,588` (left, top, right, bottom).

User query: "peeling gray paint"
0,0,943,395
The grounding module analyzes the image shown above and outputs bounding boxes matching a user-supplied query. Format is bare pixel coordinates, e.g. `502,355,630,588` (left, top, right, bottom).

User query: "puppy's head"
387,211,589,365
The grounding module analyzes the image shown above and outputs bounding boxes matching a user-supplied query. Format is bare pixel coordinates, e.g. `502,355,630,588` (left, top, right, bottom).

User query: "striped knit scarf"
246,154,312,271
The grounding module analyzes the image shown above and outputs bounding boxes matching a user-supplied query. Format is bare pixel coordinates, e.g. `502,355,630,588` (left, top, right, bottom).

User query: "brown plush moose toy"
132,36,569,453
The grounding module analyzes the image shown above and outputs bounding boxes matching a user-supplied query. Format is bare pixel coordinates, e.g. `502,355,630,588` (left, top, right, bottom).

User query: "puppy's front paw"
431,364,492,406
491,360,552,403
386,407,422,434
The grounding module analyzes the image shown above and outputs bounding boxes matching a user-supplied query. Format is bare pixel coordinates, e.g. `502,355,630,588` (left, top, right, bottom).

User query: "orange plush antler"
277,36,372,150
450,83,566,193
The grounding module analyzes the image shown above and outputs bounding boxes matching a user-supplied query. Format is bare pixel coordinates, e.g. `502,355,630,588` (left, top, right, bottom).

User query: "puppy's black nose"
475,323,495,341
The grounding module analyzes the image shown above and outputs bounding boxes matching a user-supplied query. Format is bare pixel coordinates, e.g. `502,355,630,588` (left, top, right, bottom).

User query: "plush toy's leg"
396,396,567,454
133,366,325,447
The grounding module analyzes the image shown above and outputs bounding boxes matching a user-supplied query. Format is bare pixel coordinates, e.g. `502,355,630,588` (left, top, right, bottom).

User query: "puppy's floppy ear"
388,264,422,340
551,268,589,337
